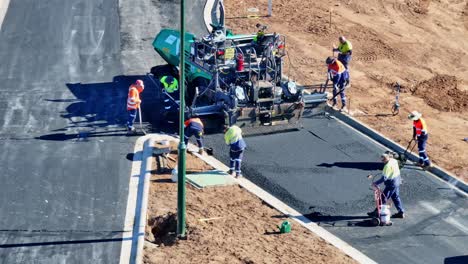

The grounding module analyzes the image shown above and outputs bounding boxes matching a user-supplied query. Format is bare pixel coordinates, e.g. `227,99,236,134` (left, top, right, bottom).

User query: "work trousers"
184,127,204,149
338,53,352,69
164,92,179,111
332,73,347,106
381,184,404,213
127,109,137,129
417,134,431,166
229,149,244,177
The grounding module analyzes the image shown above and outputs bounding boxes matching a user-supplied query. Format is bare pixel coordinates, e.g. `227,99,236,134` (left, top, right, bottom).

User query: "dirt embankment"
144,146,356,264
224,0,468,182
412,75,468,112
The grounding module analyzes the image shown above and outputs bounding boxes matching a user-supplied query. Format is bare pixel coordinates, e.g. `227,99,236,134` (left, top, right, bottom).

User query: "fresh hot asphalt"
204,114,468,264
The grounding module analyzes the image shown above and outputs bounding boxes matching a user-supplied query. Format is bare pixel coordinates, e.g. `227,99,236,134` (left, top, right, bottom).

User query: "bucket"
279,220,291,233
379,205,391,224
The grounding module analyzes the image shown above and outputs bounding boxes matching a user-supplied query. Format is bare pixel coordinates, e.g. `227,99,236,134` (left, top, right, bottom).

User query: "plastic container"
279,220,291,233
379,205,391,224
171,168,178,182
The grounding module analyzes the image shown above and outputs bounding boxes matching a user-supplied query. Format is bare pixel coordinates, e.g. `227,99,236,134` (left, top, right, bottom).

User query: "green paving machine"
149,23,327,130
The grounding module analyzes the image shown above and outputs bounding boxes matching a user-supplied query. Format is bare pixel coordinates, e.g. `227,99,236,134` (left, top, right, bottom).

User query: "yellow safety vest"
382,158,400,179
224,126,242,145
160,76,179,93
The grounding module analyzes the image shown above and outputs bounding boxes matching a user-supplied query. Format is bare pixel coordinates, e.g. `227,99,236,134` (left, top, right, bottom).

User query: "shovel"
138,107,147,135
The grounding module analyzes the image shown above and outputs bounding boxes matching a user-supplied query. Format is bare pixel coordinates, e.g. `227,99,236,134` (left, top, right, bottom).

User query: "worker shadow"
444,256,468,264
304,212,374,228
317,162,383,171
37,75,163,141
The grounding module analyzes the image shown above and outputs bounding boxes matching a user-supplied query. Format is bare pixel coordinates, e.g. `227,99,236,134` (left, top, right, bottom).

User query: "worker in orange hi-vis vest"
408,111,431,168
126,80,144,132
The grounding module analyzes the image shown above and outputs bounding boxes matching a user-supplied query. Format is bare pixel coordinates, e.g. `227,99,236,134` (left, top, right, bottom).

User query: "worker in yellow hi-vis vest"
160,75,179,112
368,153,405,219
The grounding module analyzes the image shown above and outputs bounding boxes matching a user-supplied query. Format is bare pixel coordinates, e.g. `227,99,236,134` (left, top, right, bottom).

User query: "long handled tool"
395,139,417,168
391,82,401,116
138,107,147,135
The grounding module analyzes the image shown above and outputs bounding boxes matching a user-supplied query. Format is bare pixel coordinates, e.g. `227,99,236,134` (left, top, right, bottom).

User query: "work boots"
391,211,405,219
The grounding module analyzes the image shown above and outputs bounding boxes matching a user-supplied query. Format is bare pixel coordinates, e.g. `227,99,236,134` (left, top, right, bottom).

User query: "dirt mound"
411,75,468,112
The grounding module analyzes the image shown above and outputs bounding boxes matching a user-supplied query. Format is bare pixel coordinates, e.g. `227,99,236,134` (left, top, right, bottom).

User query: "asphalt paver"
204,114,468,264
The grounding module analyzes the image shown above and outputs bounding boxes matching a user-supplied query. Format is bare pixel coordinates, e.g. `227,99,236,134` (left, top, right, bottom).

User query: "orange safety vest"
184,118,204,128
413,118,428,136
127,85,141,110
328,60,346,77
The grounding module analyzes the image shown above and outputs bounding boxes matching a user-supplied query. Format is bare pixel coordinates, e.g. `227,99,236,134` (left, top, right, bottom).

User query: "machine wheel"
371,217,381,227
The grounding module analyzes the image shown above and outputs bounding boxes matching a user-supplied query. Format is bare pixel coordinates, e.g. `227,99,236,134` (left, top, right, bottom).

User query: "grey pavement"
0,0,211,262
204,115,468,264
0,0,133,263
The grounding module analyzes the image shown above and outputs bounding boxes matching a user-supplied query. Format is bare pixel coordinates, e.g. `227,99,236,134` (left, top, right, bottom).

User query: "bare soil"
144,143,356,264
224,0,468,182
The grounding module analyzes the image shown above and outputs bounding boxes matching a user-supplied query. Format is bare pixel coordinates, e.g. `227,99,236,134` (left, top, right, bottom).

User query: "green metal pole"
177,0,187,238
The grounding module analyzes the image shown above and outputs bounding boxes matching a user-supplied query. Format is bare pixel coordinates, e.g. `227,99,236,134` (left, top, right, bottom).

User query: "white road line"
0,0,11,31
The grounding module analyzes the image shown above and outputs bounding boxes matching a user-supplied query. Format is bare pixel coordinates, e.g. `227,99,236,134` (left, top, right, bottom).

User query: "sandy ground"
223,0,468,183
143,142,356,264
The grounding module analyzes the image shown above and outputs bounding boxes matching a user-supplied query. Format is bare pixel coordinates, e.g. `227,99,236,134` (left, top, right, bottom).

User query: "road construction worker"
253,23,267,44
333,36,353,70
326,56,349,110
224,125,247,178
368,152,405,219
184,117,204,154
408,111,431,167
126,80,144,132
160,75,179,112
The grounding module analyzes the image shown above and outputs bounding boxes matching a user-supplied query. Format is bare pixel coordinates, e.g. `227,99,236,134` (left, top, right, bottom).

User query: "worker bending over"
408,111,431,168
160,75,179,112
326,57,349,111
224,125,247,178
126,80,144,133
368,153,405,219
184,117,205,154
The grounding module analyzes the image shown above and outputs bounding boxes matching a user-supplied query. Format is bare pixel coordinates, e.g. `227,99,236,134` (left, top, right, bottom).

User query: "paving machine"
150,23,327,130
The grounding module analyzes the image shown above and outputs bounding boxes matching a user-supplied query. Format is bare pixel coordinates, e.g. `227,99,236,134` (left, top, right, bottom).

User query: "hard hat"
325,56,336,64
135,79,144,88
339,36,346,42
407,111,422,121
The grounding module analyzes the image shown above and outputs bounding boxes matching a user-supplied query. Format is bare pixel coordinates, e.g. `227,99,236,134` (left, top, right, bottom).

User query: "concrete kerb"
326,107,468,194
0,0,11,31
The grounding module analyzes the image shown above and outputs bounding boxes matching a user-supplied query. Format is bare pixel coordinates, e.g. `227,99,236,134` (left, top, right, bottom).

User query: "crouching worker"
224,125,247,178
184,117,204,154
368,153,405,219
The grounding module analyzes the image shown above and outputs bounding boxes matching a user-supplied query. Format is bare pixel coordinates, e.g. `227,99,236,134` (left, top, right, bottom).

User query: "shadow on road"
317,162,383,171
36,75,164,141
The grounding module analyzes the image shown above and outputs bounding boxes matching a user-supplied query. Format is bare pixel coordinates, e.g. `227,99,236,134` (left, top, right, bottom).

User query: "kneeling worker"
184,117,204,154
224,125,247,178
368,152,405,219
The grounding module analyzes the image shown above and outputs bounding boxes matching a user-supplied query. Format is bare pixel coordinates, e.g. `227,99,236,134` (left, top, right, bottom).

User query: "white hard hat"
408,111,422,121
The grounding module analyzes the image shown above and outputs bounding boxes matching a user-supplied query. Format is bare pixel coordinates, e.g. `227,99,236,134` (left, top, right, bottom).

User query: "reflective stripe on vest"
160,76,179,93
127,87,139,110
413,118,428,135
